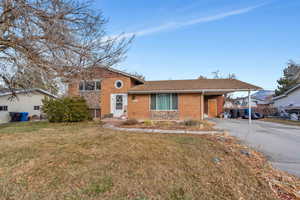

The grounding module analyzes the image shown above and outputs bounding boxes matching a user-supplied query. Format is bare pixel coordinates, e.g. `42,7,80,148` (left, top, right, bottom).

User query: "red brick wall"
179,93,202,120
67,67,126,97
67,67,140,117
128,93,203,120
128,94,150,120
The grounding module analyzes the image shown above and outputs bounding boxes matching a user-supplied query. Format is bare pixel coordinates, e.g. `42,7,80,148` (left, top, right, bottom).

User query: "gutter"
128,88,259,94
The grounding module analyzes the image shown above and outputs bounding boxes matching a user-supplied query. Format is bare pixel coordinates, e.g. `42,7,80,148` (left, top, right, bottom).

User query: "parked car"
242,109,264,120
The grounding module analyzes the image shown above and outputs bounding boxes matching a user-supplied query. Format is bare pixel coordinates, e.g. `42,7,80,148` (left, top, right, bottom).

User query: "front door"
111,94,128,117
208,99,218,118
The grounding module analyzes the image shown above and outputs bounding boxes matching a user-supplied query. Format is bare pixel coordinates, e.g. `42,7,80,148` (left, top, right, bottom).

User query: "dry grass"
261,118,300,127
0,121,281,200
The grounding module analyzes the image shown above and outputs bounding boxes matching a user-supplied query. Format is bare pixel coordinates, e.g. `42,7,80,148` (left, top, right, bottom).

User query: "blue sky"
96,0,300,90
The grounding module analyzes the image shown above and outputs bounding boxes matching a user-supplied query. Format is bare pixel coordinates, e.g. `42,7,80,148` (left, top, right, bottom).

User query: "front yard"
261,118,300,127
0,122,298,200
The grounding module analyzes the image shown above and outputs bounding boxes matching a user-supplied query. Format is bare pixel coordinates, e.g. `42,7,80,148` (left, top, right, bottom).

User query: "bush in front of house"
42,97,92,122
182,120,201,126
122,119,139,125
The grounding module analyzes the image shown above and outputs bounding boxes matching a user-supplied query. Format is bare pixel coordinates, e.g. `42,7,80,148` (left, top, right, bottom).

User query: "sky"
95,0,300,90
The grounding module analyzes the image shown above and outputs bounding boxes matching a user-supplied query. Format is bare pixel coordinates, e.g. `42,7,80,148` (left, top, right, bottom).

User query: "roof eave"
0,88,57,98
128,88,260,94
106,67,145,83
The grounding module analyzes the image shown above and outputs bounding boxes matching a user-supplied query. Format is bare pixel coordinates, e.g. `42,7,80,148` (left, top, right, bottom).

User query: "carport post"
248,90,252,124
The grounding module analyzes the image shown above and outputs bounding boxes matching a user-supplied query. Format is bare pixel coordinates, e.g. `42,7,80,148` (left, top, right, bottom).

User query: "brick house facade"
67,67,144,118
68,67,260,120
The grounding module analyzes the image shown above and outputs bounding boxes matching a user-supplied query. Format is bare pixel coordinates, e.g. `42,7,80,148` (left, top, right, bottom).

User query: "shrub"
123,119,139,125
182,120,201,127
143,120,153,126
42,97,91,122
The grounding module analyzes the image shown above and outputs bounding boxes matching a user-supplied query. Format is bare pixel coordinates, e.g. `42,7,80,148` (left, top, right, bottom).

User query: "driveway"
211,119,300,177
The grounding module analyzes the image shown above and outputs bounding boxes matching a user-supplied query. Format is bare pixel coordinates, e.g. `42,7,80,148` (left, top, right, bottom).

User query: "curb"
103,124,225,135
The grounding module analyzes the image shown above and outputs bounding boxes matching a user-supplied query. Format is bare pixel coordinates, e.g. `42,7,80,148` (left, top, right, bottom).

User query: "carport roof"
128,79,262,94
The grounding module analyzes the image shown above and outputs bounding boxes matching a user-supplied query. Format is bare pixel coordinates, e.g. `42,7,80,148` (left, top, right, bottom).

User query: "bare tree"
0,0,133,95
212,70,221,79
211,70,237,79
197,75,207,79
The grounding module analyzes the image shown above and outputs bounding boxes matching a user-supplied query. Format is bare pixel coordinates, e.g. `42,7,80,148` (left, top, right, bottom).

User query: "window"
0,106,8,111
34,106,40,110
151,94,178,110
96,81,101,90
79,82,84,90
132,95,136,101
79,80,101,91
115,80,123,89
116,95,123,110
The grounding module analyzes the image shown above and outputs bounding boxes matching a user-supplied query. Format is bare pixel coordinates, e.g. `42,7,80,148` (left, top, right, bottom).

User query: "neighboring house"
226,90,274,109
231,96,258,108
272,84,300,112
0,88,57,124
68,67,261,120
252,90,275,106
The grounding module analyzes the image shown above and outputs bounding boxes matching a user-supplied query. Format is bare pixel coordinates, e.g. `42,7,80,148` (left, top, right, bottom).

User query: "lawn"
0,121,296,200
261,118,300,127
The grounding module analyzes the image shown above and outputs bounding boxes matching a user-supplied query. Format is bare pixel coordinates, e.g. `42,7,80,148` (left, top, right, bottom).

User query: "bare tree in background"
0,0,133,95
211,70,236,79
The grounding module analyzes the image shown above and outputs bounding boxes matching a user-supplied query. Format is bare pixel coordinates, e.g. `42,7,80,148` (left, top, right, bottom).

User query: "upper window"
34,106,40,111
115,80,123,89
79,80,101,91
0,106,8,111
151,94,178,111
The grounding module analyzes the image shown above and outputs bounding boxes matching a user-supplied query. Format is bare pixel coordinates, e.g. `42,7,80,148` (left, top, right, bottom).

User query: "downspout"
248,90,252,124
200,90,205,120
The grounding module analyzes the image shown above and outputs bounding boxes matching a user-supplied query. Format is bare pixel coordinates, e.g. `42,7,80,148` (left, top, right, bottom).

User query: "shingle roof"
0,88,57,98
272,83,300,101
128,79,261,94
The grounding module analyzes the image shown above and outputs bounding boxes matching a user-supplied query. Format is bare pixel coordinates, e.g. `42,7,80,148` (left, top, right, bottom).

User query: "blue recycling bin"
20,112,29,121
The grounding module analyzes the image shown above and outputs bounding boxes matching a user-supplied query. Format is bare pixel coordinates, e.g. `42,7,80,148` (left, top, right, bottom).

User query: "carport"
200,88,260,124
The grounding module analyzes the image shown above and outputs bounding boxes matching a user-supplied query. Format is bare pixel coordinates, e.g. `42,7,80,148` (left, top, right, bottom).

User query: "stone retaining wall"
150,111,179,120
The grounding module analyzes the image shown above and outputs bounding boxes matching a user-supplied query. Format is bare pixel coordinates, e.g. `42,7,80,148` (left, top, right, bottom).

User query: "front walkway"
211,118,300,177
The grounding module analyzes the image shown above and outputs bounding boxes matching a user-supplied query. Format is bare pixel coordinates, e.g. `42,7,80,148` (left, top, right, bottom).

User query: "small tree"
275,61,300,96
42,97,91,122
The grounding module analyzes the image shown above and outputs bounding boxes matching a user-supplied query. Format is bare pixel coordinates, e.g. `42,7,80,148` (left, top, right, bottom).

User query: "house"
0,88,57,124
226,90,274,109
68,67,261,120
272,84,300,113
67,67,144,118
252,90,275,106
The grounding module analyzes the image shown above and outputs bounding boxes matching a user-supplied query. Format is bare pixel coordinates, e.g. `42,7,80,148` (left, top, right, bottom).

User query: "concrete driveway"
211,119,300,177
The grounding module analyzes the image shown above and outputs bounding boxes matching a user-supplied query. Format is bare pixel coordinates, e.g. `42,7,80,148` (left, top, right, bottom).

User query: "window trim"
150,93,178,111
79,80,101,91
115,80,123,89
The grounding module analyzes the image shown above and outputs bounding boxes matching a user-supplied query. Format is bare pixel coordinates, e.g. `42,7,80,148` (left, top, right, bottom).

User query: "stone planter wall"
150,111,179,120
